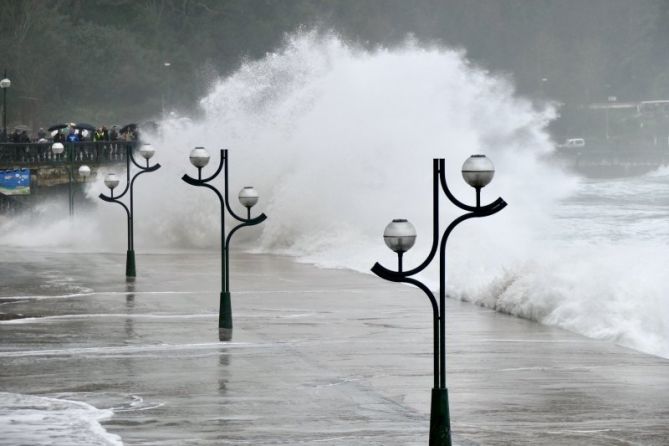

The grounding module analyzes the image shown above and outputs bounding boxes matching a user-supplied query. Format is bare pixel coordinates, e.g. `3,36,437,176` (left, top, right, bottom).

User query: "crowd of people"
2,124,139,144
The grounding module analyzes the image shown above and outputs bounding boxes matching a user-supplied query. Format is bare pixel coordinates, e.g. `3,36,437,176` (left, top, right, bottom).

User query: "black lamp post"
1,71,11,142
99,143,161,278
51,142,90,217
182,147,267,341
371,155,506,446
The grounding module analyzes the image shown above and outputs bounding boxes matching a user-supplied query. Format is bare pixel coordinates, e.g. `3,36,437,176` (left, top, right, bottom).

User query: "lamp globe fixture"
51,142,65,155
0,77,10,89
189,147,210,168
139,143,156,160
78,165,91,178
461,154,495,189
383,219,417,253
104,173,120,190
238,186,259,208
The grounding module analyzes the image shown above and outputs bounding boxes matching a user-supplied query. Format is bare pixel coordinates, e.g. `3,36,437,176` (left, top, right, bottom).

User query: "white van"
559,138,585,149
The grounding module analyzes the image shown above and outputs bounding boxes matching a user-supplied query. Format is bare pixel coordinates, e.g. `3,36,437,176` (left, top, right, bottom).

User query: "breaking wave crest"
1,31,668,358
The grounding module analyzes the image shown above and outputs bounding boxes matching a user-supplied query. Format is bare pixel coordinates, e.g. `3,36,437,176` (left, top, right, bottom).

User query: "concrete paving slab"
0,250,667,445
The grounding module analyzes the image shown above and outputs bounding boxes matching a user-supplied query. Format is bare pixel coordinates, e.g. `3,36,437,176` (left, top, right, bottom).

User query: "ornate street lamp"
238,186,259,219
104,172,120,193
1,71,10,142
383,218,417,272
182,147,267,341
51,142,65,155
51,142,89,216
371,155,506,446
461,154,495,206
99,143,161,278
78,165,91,179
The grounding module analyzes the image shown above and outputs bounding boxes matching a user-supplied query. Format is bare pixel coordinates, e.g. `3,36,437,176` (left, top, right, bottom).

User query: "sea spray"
0,392,122,446
149,33,669,359
1,31,668,359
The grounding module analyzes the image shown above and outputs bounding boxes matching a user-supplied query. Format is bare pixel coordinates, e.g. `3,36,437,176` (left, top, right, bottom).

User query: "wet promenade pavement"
0,250,667,445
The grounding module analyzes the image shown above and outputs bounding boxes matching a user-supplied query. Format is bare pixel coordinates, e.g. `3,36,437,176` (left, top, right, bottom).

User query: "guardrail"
0,141,139,168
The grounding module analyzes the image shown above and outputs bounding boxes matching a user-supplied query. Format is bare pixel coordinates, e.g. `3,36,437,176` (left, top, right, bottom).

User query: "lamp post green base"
429,388,452,446
126,250,136,278
218,328,233,342
219,291,233,332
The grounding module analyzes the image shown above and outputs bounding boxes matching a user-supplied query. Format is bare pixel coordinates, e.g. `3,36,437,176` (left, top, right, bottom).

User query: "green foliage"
0,0,667,131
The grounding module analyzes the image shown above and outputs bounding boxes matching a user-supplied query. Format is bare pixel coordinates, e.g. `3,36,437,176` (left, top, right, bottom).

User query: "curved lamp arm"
440,202,507,251
98,193,131,219
129,149,162,172
109,178,131,200
225,214,268,248
373,198,506,281
181,174,224,207
199,149,225,184
371,263,439,318
105,163,161,201
439,159,505,212
371,263,440,388
400,159,441,277
224,198,248,223
130,164,161,191
221,150,251,223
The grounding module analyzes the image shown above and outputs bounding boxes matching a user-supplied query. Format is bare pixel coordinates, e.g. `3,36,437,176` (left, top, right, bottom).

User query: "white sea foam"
0,392,122,446
645,163,669,177
0,31,668,358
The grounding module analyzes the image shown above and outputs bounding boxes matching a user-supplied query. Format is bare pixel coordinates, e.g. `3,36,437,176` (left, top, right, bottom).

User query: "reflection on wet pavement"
0,250,667,445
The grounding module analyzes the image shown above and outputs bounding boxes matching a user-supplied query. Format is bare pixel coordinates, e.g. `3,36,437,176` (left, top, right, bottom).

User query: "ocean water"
477,170,669,359
0,31,667,362
0,392,122,446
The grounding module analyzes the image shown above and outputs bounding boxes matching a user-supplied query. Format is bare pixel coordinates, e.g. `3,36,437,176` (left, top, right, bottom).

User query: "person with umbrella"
120,123,138,141
66,128,80,142
94,127,104,141
48,124,67,143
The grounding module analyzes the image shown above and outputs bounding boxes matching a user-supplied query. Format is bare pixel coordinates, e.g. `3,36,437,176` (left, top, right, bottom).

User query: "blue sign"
0,169,30,195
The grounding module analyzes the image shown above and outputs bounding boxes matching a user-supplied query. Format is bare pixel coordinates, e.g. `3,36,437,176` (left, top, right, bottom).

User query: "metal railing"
0,192,24,214
0,141,138,168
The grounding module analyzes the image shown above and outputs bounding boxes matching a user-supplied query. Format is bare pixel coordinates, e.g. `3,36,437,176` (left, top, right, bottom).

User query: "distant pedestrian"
66,129,80,142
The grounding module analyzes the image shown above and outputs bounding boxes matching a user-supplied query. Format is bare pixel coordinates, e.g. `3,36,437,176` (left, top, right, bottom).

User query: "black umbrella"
48,123,68,132
13,124,31,132
120,123,137,134
73,122,96,132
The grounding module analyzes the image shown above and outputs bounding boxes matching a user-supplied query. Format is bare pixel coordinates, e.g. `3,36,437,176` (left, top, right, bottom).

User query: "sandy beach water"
0,250,667,445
